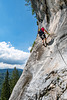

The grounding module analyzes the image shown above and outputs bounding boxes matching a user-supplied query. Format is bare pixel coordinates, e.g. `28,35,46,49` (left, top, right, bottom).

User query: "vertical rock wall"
9,0,67,100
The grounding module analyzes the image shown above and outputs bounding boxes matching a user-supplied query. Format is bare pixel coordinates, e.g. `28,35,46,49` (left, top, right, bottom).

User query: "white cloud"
28,46,32,51
0,62,25,69
0,41,30,69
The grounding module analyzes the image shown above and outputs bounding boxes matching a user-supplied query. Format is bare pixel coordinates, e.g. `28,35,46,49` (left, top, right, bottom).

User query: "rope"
56,44,67,66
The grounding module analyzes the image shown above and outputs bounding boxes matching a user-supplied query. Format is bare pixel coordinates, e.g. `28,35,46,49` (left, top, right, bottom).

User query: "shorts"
40,34,46,40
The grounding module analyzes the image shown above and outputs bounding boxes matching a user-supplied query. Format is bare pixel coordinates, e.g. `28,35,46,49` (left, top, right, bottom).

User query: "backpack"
38,29,44,36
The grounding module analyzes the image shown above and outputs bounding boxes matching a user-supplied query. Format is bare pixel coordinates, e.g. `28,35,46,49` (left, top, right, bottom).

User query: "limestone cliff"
9,0,67,100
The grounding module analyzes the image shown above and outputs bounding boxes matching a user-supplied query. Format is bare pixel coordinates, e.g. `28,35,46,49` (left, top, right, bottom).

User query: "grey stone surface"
9,0,67,100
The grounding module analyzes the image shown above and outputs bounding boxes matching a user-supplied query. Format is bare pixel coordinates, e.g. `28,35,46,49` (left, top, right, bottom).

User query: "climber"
38,27,50,47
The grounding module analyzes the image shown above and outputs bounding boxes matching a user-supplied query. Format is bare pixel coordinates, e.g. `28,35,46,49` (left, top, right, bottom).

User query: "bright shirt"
41,27,49,34
41,27,45,32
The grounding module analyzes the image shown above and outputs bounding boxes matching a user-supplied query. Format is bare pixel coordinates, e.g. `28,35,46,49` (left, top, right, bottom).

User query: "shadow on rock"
47,39,54,45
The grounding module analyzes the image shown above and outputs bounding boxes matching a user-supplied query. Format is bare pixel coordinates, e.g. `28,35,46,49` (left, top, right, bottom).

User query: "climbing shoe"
45,44,47,47
43,43,47,47
43,43,45,46
46,43,48,45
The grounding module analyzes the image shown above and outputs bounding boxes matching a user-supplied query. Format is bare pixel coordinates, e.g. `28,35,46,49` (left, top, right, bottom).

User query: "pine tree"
10,67,19,93
1,70,10,100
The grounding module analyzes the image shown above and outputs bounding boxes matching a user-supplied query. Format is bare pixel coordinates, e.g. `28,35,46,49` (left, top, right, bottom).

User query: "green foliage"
25,0,36,16
1,70,10,100
0,68,22,99
37,21,39,25
31,4,36,16
10,67,19,93
30,41,36,52
32,8,35,15
0,73,5,96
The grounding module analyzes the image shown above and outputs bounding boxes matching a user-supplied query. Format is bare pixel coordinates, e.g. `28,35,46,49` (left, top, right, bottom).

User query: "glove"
48,33,50,35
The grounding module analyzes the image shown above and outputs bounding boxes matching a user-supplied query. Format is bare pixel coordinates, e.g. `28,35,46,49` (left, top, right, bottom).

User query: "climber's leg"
42,39,44,45
44,38,47,47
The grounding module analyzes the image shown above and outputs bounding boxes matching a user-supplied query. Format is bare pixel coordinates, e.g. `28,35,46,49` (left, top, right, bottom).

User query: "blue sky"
0,0,38,69
0,0,38,51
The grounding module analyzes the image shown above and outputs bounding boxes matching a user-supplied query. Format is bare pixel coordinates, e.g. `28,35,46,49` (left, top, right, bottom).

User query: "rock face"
9,0,67,100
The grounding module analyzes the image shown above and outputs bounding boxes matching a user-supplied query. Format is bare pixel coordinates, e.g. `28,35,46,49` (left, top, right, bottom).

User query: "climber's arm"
44,29,50,35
